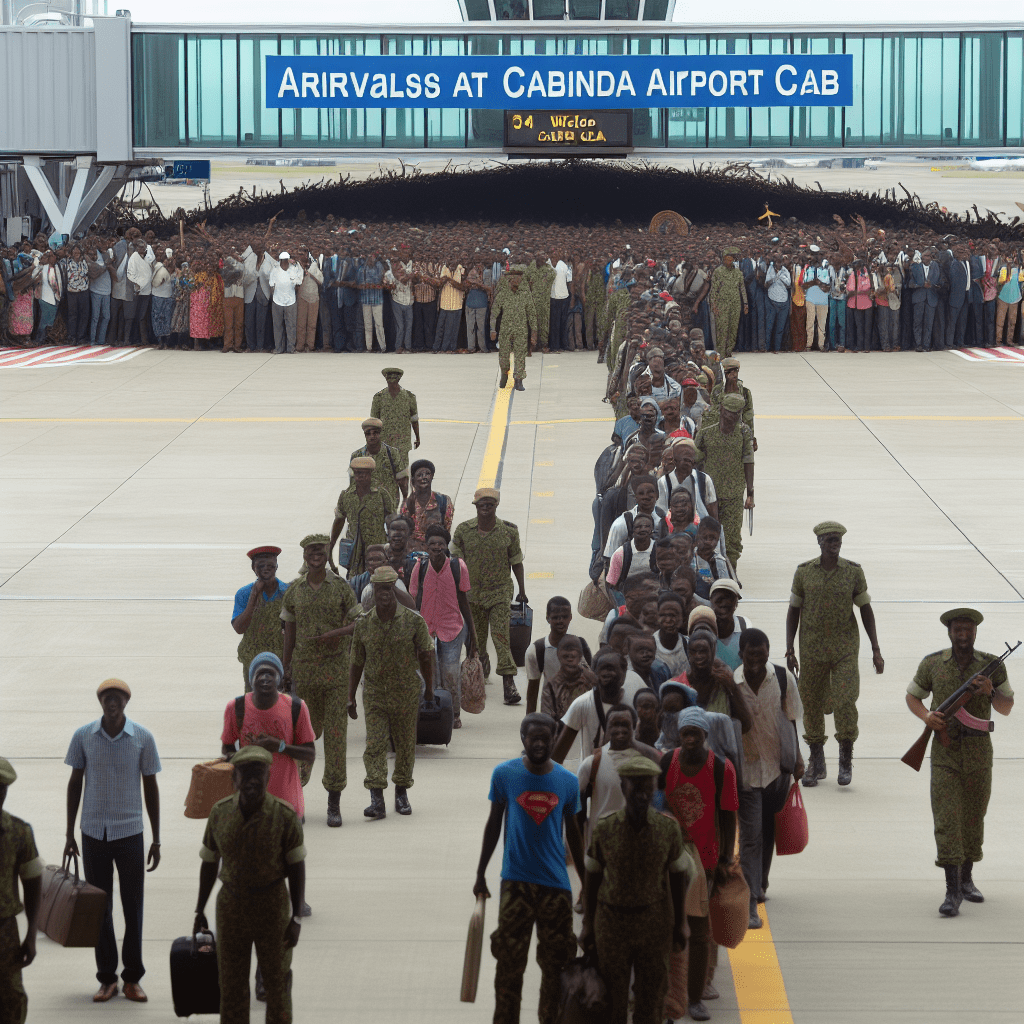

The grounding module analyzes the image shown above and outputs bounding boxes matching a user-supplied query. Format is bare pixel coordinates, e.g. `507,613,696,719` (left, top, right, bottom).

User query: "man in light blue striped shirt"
64,679,161,1004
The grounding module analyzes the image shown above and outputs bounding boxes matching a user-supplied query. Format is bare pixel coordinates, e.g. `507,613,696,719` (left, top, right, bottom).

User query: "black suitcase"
170,930,220,1017
417,690,453,746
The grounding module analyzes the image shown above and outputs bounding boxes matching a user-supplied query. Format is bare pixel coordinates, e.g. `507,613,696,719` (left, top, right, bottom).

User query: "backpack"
234,694,301,746
773,664,798,774
622,507,669,543
414,555,462,611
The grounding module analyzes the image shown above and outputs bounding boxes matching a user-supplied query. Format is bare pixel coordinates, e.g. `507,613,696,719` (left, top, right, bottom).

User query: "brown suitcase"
184,758,236,819
39,854,107,947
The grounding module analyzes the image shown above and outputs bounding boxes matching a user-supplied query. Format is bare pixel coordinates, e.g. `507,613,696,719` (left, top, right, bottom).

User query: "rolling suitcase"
39,854,107,947
170,929,220,1017
417,690,453,746
509,598,533,667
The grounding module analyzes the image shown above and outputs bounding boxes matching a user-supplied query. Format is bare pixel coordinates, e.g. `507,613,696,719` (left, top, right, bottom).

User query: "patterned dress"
171,271,193,335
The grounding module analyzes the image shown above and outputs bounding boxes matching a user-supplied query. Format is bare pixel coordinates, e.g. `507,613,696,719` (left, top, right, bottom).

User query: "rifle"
902,641,1020,772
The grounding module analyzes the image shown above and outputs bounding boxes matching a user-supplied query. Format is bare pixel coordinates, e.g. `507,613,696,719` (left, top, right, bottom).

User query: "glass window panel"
533,0,566,18
495,0,530,19
962,33,1004,145
940,35,960,146
605,0,639,18
1007,34,1024,147
791,36,841,147
642,0,670,18
463,0,492,18
749,35,793,148
427,36,466,146
385,36,426,148
666,34,707,147
132,33,184,147
569,0,602,17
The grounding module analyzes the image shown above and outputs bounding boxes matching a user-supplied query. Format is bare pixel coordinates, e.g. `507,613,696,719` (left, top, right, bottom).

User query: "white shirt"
150,262,174,299
525,636,560,686
604,506,666,558
268,261,303,307
551,260,570,300
655,632,689,676
577,743,634,845
127,251,154,296
561,677,645,769
240,246,259,303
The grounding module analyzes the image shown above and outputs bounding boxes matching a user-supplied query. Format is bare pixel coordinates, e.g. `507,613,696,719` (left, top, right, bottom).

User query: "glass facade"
131,29,1024,150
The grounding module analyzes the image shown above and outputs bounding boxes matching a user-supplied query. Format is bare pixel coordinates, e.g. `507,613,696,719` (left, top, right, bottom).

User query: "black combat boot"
514,378,525,391
395,787,412,815
960,860,984,903
364,788,386,820
326,791,342,828
498,371,508,388
837,740,853,786
939,865,962,917
802,743,826,787
502,675,521,705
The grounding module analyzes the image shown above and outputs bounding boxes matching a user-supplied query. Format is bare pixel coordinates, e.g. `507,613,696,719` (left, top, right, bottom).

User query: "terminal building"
1,3,1023,237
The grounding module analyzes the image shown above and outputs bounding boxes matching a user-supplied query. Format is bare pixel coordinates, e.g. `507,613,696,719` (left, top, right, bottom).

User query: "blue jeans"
827,297,846,350
766,297,789,352
392,301,413,352
434,621,468,717
751,288,767,350
89,292,110,345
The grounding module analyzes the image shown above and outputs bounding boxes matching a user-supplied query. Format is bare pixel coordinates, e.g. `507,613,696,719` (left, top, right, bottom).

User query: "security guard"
786,521,884,787
0,758,43,1024
490,268,537,391
194,745,305,1024
906,608,1014,917
231,545,288,690
370,367,421,471
706,357,755,439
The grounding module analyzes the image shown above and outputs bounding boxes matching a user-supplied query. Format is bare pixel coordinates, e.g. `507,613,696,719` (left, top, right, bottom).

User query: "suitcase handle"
60,852,81,884
191,930,216,956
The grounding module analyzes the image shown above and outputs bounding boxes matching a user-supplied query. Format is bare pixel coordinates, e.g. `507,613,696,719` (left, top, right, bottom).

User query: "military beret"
722,358,741,371
361,417,383,430
473,487,500,505
0,757,17,785
231,745,273,767
370,566,400,585
97,678,131,700
616,754,663,778
247,545,281,560
350,456,377,471
722,394,746,413
813,521,847,537
381,367,404,379
939,608,984,627
299,532,331,548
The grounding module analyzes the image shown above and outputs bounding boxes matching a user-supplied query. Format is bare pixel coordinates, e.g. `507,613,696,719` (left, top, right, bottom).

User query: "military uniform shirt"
907,649,1012,773
790,556,871,662
350,603,434,693
334,484,395,568
450,517,524,608
585,808,691,909
200,793,305,892
695,421,754,499
280,573,357,665
0,810,44,917
348,442,408,502
489,286,537,338
369,388,419,460
707,383,754,433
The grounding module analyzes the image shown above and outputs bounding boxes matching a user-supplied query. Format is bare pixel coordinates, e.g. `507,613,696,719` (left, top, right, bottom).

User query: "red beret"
247,546,281,560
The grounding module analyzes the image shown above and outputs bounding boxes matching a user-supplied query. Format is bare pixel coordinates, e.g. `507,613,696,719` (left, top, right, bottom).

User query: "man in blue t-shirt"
475,713,585,1024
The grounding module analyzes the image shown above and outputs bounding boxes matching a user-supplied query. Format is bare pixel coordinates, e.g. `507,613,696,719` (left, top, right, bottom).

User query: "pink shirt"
407,556,470,642
846,268,873,310
981,258,999,302
221,693,316,819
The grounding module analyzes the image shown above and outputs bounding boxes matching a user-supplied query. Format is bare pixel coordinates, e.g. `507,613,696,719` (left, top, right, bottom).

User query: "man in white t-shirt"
266,251,303,354
524,596,592,714
549,251,571,352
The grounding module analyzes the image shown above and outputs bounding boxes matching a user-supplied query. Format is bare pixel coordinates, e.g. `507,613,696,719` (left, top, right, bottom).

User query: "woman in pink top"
846,259,875,352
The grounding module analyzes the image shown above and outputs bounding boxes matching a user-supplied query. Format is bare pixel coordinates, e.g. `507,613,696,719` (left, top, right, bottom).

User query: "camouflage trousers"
717,494,744,567
799,655,860,745
0,916,27,1024
362,683,419,790
216,883,292,1024
533,301,550,349
498,331,528,381
931,763,991,866
491,880,575,1024
595,902,672,1024
470,600,515,677
584,300,601,350
714,302,741,358
293,664,348,793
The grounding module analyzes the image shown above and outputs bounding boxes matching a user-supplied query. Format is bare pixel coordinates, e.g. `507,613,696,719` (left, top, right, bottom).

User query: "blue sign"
265,55,852,111
168,160,212,180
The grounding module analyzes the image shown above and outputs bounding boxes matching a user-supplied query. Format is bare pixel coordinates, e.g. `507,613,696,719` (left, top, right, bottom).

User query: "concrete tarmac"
1,346,1022,1022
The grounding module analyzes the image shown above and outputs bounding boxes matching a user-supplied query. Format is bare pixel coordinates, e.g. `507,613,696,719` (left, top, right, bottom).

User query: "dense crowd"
1,219,1016,1024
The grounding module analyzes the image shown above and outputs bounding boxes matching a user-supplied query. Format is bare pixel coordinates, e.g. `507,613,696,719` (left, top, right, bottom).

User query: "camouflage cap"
722,394,746,413
0,757,17,785
616,754,662,778
231,745,273,767
813,521,847,537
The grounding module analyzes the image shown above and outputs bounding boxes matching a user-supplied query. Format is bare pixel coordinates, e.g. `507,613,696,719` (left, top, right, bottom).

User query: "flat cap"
247,545,281,560
350,456,377,471
672,437,697,451
381,367,404,378
97,678,131,700
722,394,746,413
813,521,847,537
939,608,984,627
361,417,383,430
616,754,663,778
231,745,273,767
299,532,330,548
370,566,399,585
473,487,500,504
710,578,742,599
722,358,741,371
687,606,718,633
677,706,710,734
0,757,17,785
722,246,741,256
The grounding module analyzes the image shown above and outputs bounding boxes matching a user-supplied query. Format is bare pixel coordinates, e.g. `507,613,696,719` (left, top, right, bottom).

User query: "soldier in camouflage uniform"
706,357,756,441
348,566,434,820
584,260,607,353
0,757,43,1024
709,248,748,359
330,456,396,576
526,254,555,353
450,487,528,706
349,416,408,505
786,521,884,789
906,608,1014,917
194,745,305,1024
490,269,537,391
370,367,420,472
603,283,633,370
695,393,755,569
581,754,692,1024
232,545,288,690
281,534,358,828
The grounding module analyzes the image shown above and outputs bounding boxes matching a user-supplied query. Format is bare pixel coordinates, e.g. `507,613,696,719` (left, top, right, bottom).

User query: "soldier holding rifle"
905,609,1015,918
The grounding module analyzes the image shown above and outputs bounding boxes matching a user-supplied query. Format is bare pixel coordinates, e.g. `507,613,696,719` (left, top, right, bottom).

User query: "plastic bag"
775,781,809,856
459,655,485,715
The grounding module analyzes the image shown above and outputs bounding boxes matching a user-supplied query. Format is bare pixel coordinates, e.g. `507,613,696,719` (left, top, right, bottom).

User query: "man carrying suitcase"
0,757,44,1024
348,566,435,820
193,745,305,1024
63,679,161,1004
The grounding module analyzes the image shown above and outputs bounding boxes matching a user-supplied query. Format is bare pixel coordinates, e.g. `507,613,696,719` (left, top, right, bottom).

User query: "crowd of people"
1,217,1016,1024
3,215,1022,357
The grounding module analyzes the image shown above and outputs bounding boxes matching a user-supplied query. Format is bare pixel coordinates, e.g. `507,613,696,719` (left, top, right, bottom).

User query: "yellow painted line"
530,518,554,524
728,904,795,1024
535,460,553,466
527,571,554,579
476,385,512,490
534,491,554,497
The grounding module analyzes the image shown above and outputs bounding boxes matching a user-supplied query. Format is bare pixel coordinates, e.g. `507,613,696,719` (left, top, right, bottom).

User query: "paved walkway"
1,347,1021,1022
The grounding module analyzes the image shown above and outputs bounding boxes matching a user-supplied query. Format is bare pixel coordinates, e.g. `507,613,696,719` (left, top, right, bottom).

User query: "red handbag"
775,781,809,856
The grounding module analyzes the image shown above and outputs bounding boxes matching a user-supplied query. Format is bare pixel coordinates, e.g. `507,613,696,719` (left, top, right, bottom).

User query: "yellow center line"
728,905,795,1024
476,385,512,490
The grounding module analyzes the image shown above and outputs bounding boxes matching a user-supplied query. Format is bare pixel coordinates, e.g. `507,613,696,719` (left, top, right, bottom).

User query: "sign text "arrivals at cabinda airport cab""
266,54,853,110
